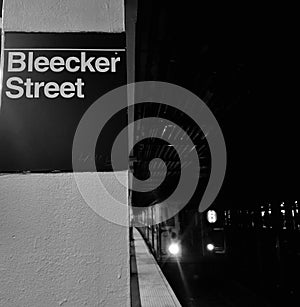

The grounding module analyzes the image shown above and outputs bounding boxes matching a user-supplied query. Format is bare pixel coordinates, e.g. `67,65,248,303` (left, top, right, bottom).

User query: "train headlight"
206,243,215,251
168,243,180,256
207,210,217,223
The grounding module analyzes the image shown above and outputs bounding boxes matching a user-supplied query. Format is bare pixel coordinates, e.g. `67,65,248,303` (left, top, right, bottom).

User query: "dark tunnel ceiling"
133,0,299,208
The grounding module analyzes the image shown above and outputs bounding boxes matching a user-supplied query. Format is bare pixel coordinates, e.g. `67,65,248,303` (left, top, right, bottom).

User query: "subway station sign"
0,33,127,172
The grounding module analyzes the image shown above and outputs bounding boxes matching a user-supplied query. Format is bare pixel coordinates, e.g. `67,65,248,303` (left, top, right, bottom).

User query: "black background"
135,1,298,207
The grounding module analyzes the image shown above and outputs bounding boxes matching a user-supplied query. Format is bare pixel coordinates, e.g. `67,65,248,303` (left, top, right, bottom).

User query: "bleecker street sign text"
6,52,120,99
0,33,127,172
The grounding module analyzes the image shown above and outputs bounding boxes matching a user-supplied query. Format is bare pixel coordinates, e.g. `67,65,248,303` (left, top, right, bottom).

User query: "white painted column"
0,1,130,306
3,0,124,33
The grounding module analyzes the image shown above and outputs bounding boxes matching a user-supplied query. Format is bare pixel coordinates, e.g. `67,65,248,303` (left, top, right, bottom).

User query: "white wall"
3,0,124,32
1,1,129,306
0,173,129,307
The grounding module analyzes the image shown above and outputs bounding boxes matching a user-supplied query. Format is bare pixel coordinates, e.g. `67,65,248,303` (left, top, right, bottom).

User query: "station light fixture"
206,243,215,251
207,210,217,223
168,242,180,256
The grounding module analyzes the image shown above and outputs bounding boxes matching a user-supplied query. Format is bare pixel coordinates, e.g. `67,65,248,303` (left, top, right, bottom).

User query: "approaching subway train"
135,200,300,299
137,200,300,264
136,204,226,262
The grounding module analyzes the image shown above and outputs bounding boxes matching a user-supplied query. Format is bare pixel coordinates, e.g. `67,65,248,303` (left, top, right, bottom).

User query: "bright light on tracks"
168,243,180,256
207,243,215,251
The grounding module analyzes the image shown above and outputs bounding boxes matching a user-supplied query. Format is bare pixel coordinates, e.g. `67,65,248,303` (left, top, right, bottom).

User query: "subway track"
160,260,275,307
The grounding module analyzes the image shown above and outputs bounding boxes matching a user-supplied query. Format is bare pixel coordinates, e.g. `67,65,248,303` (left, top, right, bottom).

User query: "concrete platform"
133,228,182,307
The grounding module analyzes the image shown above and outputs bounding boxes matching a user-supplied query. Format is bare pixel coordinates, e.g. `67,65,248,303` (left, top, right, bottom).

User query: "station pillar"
0,1,130,306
